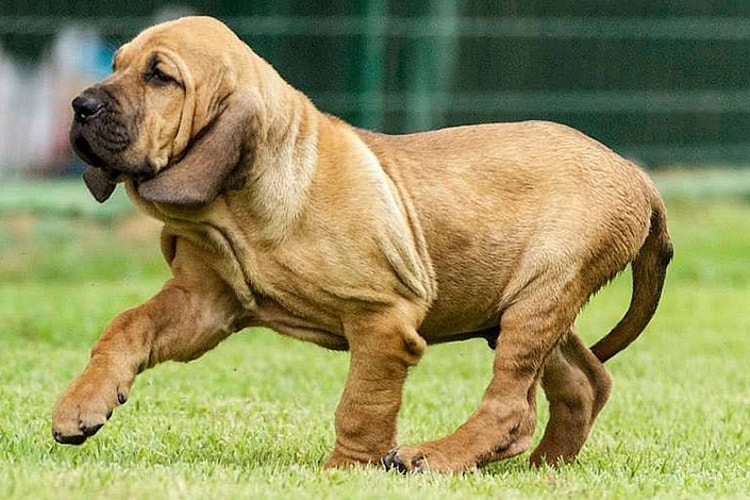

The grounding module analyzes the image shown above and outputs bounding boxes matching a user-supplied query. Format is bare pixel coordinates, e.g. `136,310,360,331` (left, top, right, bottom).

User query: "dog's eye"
145,66,176,86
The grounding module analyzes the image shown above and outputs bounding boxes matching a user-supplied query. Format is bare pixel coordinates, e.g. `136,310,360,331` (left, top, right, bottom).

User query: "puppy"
54,16,673,472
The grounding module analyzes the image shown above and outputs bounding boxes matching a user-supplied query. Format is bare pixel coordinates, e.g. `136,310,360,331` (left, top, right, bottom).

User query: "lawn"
1,171,749,499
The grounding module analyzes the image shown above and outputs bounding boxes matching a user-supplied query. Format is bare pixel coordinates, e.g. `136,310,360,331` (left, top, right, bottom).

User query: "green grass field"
1,171,749,499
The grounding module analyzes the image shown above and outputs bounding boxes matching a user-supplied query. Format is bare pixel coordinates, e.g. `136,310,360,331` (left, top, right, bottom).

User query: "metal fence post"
357,0,387,131
405,0,458,132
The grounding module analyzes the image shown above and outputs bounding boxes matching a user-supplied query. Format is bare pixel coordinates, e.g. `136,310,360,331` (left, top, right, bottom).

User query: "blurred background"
3,1,750,179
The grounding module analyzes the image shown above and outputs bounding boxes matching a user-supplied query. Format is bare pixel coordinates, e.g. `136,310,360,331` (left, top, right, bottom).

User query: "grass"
1,170,749,498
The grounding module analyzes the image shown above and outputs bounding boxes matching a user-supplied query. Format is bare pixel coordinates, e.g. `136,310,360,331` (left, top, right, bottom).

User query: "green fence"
3,0,750,167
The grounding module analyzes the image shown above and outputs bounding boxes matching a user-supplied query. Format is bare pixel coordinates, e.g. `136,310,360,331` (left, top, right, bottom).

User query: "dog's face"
70,16,261,205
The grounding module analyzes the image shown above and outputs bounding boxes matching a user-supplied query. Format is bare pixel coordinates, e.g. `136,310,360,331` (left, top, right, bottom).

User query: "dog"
54,16,673,473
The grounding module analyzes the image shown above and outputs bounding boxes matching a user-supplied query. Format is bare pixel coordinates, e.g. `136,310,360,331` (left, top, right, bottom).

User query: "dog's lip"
72,136,107,170
72,139,122,182
72,134,157,184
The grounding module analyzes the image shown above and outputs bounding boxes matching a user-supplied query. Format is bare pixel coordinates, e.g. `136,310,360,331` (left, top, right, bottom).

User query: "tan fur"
55,16,673,472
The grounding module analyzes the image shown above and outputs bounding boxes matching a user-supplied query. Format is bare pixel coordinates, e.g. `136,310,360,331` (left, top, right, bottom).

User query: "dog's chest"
168,212,399,341
248,294,349,350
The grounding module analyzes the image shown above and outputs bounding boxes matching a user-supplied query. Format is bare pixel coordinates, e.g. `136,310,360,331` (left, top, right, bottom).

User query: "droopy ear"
137,92,259,206
83,166,117,203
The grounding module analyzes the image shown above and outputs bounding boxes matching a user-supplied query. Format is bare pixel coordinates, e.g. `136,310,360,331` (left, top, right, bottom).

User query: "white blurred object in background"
0,27,112,178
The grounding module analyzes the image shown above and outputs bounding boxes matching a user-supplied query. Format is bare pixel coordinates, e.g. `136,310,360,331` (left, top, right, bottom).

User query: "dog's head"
70,16,265,205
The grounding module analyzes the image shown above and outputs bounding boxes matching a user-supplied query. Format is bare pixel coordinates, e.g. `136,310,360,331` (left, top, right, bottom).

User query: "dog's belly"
403,184,531,341
417,244,511,341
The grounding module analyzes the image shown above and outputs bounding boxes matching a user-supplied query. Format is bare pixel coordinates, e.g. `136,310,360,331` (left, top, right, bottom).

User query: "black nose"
72,95,103,122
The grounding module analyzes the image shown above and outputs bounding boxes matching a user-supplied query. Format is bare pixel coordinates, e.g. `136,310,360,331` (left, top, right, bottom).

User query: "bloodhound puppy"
54,16,673,472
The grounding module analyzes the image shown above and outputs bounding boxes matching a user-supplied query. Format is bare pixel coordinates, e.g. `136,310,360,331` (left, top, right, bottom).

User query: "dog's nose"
72,95,103,122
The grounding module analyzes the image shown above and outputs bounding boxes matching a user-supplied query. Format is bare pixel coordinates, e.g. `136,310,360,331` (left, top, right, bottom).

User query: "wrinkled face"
68,16,258,205
70,39,189,182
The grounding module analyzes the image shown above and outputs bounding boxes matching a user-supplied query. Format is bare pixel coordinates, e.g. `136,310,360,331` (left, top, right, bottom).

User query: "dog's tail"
590,188,673,363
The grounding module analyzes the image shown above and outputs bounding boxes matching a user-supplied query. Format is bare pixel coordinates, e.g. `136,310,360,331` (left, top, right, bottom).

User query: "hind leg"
383,281,582,473
530,328,612,467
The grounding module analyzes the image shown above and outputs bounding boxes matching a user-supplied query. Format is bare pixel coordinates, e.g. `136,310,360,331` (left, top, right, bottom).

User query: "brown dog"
54,16,673,472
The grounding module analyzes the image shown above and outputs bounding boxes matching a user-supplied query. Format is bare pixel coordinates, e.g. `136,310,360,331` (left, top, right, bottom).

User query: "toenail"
80,422,104,437
382,449,409,474
53,430,87,445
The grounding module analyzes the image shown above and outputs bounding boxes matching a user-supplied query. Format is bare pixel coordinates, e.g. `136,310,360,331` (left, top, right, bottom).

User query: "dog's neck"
236,86,318,242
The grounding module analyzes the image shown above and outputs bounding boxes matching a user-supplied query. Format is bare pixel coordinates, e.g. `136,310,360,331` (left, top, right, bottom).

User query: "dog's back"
357,121,665,341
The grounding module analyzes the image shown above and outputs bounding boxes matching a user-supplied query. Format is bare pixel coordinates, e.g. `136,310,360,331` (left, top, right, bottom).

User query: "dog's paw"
382,447,427,473
322,455,369,470
323,446,386,469
382,444,483,473
51,365,130,445
382,445,458,473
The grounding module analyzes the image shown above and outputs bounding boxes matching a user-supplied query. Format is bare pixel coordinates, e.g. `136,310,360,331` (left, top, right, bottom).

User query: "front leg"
52,240,242,445
324,307,427,468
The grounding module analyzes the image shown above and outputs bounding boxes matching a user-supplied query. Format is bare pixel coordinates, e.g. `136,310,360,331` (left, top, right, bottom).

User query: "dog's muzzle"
70,88,148,202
